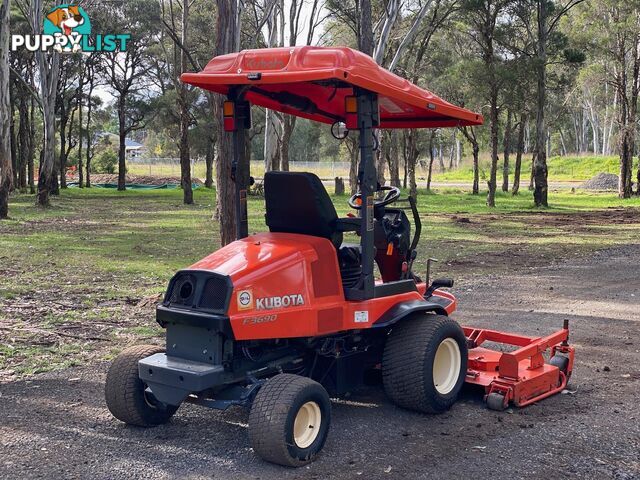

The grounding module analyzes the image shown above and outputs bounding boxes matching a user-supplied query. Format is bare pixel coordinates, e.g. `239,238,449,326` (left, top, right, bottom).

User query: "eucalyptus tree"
214,0,241,245
460,0,511,207
579,0,640,197
101,0,160,191
509,0,585,206
0,0,11,218
160,0,200,204
13,0,61,206
396,0,461,196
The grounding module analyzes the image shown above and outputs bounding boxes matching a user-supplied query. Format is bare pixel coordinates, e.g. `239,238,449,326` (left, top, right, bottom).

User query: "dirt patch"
467,208,640,228
507,207,640,226
86,174,204,186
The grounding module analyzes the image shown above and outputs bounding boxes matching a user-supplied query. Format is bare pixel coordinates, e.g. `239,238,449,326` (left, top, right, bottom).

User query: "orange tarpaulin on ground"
181,46,483,129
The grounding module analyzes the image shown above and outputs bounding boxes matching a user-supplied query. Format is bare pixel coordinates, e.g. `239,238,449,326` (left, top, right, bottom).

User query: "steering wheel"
348,186,401,210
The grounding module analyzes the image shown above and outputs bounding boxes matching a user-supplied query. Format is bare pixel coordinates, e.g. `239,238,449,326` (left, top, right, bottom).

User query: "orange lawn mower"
105,47,575,467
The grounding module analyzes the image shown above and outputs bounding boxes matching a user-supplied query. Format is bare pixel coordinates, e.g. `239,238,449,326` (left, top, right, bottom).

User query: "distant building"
96,132,147,161
124,138,145,160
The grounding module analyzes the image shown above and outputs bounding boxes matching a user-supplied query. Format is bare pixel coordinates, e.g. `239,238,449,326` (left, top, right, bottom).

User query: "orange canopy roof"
181,46,483,129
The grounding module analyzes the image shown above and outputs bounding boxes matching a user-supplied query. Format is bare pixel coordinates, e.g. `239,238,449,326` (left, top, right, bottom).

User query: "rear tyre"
105,345,178,427
249,374,331,467
382,314,468,413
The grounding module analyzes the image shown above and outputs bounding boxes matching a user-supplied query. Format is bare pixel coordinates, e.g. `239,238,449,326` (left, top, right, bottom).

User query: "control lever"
425,278,454,297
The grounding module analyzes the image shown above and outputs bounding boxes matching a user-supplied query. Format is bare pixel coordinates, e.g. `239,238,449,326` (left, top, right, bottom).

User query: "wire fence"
127,158,354,180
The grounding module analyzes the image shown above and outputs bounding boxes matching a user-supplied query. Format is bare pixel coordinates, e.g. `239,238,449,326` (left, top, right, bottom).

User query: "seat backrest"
264,171,342,249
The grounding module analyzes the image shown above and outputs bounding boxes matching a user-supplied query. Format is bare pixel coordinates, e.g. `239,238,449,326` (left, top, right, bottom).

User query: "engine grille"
199,275,229,311
164,271,232,313
168,273,197,306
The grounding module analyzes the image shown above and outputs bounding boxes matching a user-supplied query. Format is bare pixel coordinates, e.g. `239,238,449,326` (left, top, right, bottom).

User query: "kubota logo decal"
237,289,253,310
256,294,304,310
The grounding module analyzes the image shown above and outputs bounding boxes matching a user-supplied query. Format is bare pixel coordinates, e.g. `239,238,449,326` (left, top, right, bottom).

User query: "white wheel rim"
293,401,322,448
433,338,461,395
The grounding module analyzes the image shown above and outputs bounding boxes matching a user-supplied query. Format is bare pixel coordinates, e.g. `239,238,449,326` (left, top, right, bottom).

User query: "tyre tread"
249,374,327,467
382,315,466,413
105,344,176,427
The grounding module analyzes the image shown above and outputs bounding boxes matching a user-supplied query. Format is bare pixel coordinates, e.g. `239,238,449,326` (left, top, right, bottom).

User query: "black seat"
265,171,343,249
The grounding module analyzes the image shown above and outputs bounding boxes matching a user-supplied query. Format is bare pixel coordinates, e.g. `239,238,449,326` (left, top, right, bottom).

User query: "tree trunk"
9,94,16,190
427,132,435,192
348,136,359,194
487,88,499,207
376,138,387,186
179,0,193,205
33,0,60,206
461,127,479,195
614,28,634,199
214,0,239,245
637,157,640,195
263,108,281,171
58,111,68,189
85,70,95,188
205,125,215,188
407,131,419,198
402,151,407,189
38,103,57,206
280,115,296,172
117,95,127,191
28,95,35,194
179,101,193,203
529,152,536,191
77,78,84,188
502,109,512,192
533,0,548,207
512,113,527,196
472,144,479,195
388,131,400,187
0,0,11,219
358,0,374,56
18,91,29,191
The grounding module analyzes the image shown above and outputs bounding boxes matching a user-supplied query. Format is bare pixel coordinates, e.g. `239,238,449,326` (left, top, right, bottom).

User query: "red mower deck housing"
465,323,575,410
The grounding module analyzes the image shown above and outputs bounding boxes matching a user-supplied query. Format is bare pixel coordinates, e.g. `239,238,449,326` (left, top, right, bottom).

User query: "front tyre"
249,374,331,467
382,314,468,413
105,345,178,427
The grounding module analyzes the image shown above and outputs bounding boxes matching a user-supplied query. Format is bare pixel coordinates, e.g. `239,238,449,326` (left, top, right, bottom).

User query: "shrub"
93,150,118,174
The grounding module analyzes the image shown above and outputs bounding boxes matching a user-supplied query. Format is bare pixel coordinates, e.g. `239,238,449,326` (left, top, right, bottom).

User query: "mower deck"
463,322,574,410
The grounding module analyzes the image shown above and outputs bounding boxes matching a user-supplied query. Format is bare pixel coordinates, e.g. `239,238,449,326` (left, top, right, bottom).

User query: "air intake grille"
199,275,229,311
168,274,197,306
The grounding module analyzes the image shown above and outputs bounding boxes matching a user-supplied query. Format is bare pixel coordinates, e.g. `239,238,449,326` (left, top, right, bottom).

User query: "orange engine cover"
187,232,444,340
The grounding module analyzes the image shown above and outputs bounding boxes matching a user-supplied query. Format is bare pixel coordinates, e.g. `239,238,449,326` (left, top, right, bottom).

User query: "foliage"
92,150,119,174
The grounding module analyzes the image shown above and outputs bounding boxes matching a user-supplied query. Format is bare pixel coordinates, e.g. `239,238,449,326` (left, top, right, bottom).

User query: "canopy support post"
228,89,251,240
352,89,379,301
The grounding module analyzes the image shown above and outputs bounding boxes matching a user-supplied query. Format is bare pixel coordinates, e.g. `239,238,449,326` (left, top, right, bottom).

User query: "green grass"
127,154,633,184
433,154,633,182
1,186,639,377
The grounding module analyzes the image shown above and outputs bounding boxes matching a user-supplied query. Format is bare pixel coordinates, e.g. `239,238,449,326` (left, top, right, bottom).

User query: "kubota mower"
105,47,575,467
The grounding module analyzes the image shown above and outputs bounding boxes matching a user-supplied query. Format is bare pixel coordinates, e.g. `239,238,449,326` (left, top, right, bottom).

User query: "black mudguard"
372,297,451,329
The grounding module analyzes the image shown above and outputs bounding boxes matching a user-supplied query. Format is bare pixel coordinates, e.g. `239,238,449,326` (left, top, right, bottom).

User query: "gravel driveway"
1,245,639,480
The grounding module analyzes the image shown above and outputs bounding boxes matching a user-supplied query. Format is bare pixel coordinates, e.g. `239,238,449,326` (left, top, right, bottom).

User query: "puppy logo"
44,5,91,53
237,290,253,310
